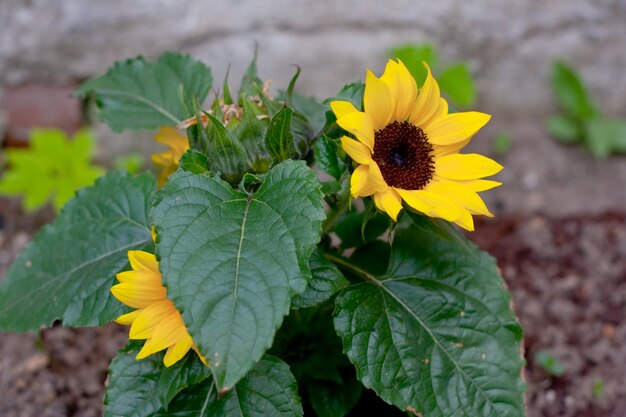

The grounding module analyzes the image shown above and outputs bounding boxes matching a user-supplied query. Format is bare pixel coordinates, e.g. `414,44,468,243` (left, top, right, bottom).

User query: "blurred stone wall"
1,0,625,118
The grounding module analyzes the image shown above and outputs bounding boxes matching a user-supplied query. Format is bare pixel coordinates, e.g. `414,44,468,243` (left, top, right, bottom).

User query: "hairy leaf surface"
153,160,324,390
0,171,155,331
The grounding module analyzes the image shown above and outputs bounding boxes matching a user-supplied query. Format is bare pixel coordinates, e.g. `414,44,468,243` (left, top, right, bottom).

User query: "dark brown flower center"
372,121,434,190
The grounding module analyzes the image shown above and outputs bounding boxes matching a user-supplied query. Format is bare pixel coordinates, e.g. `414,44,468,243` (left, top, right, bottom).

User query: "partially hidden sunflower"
111,250,207,367
330,60,502,231
152,127,189,187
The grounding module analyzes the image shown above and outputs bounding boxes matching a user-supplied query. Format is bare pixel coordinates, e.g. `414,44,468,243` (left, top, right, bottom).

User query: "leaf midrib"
91,88,182,125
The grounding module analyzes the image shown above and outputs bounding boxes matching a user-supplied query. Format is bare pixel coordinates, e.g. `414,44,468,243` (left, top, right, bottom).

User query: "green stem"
323,253,381,286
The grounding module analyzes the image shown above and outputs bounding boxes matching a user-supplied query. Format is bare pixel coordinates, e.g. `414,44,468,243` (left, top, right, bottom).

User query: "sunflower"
111,250,207,367
330,60,502,231
152,127,189,186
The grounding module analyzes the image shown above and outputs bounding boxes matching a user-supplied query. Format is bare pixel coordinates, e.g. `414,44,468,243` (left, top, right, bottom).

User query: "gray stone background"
1,0,625,214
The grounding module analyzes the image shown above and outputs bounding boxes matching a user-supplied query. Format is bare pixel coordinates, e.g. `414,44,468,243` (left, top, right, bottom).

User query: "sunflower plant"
0,52,526,417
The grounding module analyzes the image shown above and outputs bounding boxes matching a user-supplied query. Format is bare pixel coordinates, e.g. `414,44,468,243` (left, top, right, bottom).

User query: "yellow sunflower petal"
115,309,141,326
350,165,377,197
425,112,491,146
330,100,359,119
129,300,176,340
421,98,449,129
368,160,389,192
163,333,194,367
336,112,375,151
396,189,460,222
436,154,503,180
374,188,403,221
136,338,157,360
115,270,154,283
426,181,493,216
341,136,373,164
457,179,502,192
432,137,472,157
409,62,441,127
148,313,188,353
453,208,475,232
380,60,417,121
364,69,393,130
128,251,159,274
192,346,209,366
111,280,167,309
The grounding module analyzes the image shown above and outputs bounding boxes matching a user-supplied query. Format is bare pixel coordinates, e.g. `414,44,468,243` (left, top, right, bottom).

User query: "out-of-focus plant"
492,132,512,155
548,61,626,158
0,129,104,212
113,153,145,174
534,350,566,377
389,43,477,108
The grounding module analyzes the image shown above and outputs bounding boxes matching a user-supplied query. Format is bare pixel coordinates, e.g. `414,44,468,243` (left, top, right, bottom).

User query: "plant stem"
323,253,381,286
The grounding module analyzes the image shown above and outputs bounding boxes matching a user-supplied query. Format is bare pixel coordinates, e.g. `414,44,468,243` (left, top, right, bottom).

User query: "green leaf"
153,160,325,390
551,61,597,120
179,149,209,174
113,153,145,174
158,354,212,410
314,135,346,181
492,133,513,155
389,43,438,84
546,115,583,144
329,82,365,110
106,346,302,417
240,49,264,99
77,52,213,131
0,128,105,212
204,113,251,184
334,210,389,249
0,171,155,331
438,64,476,107
585,117,626,156
292,249,349,309
289,92,328,135
332,215,526,417
265,106,296,163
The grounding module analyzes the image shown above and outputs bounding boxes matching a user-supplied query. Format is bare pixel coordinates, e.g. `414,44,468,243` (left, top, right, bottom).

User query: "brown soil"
1,197,625,416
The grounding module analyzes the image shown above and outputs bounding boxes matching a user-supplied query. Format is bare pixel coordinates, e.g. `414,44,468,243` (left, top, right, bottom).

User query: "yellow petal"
115,270,155,284
341,136,373,165
425,112,491,146
426,181,493,216
136,338,157,360
111,280,167,309
374,188,403,221
128,251,159,274
380,60,417,121
330,100,359,119
453,208,475,232
129,300,176,340
409,62,441,127
421,97,449,129
457,179,502,192
336,112,375,151
436,154,503,180
368,161,389,192
164,333,194,367
350,165,377,197
192,346,209,366
148,313,188,353
396,189,460,222
115,309,141,326
364,69,393,130
432,137,472,158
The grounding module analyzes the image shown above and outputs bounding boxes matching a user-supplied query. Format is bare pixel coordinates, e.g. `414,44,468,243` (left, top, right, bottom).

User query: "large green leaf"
332,215,526,417
584,117,626,157
106,346,302,417
389,43,438,84
153,160,325,390
0,171,155,331
77,52,213,131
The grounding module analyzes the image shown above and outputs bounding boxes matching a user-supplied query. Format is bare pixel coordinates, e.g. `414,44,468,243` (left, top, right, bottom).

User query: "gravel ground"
1,196,625,416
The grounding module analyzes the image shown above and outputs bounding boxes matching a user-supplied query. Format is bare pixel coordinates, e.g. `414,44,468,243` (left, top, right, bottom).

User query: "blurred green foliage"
492,133,512,155
0,129,104,212
113,153,145,174
534,350,566,377
389,43,476,108
548,61,626,158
